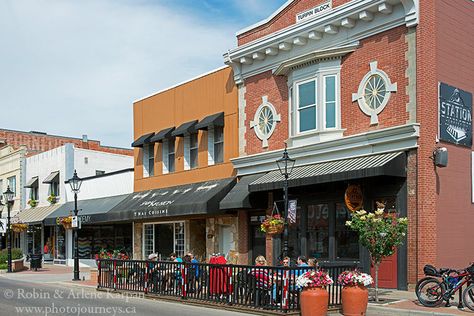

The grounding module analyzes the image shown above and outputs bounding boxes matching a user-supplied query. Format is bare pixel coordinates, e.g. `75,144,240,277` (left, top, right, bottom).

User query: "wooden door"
371,250,398,289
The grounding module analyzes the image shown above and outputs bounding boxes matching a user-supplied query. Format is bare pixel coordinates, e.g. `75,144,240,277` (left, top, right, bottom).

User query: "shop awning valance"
249,151,406,192
43,194,129,226
195,112,224,130
131,132,155,148
24,176,39,188
150,127,175,143
43,171,60,184
171,120,198,137
220,174,264,210
107,177,236,222
16,204,62,225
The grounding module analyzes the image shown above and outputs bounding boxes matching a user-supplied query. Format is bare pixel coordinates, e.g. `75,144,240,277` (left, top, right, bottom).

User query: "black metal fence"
97,259,357,313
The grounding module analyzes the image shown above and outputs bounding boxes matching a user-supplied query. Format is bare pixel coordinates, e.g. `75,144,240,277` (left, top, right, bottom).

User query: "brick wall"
238,0,353,46
0,129,132,157
406,149,418,284
243,26,409,155
237,210,250,265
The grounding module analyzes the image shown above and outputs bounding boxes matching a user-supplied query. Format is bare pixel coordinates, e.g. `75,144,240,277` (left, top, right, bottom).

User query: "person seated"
250,256,271,289
308,258,318,268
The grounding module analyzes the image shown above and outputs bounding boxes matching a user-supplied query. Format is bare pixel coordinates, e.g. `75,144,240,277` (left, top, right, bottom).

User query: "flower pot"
342,285,369,316
300,287,329,316
266,223,284,235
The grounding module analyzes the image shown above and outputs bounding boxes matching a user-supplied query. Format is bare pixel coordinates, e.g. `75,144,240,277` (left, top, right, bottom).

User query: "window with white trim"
7,176,16,196
142,144,154,177
290,64,341,139
214,126,224,164
168,138,175,173
190,132,198,169
143,222,185,259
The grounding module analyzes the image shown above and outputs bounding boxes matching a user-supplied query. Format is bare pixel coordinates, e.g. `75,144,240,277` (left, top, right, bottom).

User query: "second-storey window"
213,126,224,164
291,69,340,136
7,176,16,196
143,144,154,177
50,180,59,197
190,132,198,169
168,137,175,173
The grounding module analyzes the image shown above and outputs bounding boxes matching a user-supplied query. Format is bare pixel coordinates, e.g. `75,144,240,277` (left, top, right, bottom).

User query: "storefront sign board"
296,1,332,23
439,82,472,147
345,184,363,212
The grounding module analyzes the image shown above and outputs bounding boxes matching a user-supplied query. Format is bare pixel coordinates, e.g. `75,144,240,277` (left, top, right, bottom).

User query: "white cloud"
0,0,237,148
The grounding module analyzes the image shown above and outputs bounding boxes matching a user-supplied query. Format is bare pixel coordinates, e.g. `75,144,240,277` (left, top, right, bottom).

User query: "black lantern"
275,144,295,259
3,186,15,273
67,170,82,281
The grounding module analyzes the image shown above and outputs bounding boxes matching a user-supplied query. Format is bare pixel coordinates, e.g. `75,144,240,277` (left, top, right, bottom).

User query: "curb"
367,305,460,316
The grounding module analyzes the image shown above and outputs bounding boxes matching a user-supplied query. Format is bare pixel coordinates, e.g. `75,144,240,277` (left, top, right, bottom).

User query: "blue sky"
0,0,285,148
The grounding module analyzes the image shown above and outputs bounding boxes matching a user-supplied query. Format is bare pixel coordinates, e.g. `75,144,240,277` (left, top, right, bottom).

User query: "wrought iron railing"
97,259,357,312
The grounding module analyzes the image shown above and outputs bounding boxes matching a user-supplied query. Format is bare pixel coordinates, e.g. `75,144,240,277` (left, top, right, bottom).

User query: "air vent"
30,131,47,135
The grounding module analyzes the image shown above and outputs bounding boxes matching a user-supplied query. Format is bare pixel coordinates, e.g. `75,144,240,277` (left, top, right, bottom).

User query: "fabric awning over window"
43,171,60,184
219,174,264,209
131,132,155,148
249,152,406,192
171,120,198,137
195,112,224,130
24,176,39,188
43,194,129,226
15,204,62,225
150,127,175,143
107,178,236,222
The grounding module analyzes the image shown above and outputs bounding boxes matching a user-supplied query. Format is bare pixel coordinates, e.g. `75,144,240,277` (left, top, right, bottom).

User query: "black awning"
43,171,59,184
107,178,236,222
195,112,224,130
24,176,39,188
131,132,155,148
171,120,198,137
249,152,406,192
150,127,175,143
219,174,264,209
43,194,129,226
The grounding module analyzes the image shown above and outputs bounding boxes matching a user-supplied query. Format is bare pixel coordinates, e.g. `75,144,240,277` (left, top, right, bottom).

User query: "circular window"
257,105,275,136
353,61,397,125
363,74,388,110
250,96,281,148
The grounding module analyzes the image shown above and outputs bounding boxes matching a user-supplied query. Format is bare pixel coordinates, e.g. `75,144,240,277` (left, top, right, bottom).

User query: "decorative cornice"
231,123,420,176
224,0,419,78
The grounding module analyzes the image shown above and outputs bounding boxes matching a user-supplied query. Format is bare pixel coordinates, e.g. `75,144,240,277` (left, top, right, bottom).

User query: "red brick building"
222,0,474,289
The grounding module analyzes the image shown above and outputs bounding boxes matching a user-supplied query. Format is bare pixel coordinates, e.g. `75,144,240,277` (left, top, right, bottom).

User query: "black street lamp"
276,144,295,259
68,170,82,281
3,186,15,273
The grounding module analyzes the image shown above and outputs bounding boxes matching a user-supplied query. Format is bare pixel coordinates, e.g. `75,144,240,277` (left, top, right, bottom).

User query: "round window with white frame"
352,61,397,125
250,96,281,148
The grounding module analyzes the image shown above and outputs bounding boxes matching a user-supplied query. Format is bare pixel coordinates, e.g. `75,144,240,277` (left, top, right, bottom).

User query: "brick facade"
238,0,354,46
0,129,132,157
243,26,409,155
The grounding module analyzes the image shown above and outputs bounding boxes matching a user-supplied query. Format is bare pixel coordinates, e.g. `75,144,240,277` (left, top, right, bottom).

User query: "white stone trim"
250,96,281,148
231,123,419,176
352,61,397,125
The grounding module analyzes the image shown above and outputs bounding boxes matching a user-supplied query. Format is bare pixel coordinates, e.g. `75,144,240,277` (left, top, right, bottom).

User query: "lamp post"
68,170,82,281
3,186,15,273
276,144,295,259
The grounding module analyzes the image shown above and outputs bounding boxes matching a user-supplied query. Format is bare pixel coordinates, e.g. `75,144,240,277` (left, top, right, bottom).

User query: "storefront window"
77,224,132,259
27,225,42,255
55,225,66,260
144,222,185,259
335,203,359,260
307,204,329,259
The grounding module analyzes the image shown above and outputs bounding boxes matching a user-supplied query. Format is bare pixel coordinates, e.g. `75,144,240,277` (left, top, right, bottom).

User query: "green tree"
346,205,408,302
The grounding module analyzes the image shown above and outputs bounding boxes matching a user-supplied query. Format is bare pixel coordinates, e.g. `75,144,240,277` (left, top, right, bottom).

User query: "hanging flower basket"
12,223,28,233
261,202,286,236
59,216,73,229
263,222,284,235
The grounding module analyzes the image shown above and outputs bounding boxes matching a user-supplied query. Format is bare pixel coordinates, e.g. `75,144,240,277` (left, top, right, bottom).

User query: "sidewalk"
0,263,91,284
364,289,472,316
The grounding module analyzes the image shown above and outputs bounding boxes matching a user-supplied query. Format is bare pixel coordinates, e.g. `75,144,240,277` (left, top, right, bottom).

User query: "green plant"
27,199,38,207
0,248,24,263
260,214,286,233
346,204,408,302
0,263,7,270
47,194,57,204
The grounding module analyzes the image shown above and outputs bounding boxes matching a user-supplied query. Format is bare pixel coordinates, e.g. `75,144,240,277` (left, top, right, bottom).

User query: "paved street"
0,277,256,316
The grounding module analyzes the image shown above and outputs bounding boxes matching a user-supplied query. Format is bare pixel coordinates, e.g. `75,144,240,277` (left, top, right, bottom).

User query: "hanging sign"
71,216,79,228
288,200,297,224
344,185,363,212
439,82,472,147
0,219,6,234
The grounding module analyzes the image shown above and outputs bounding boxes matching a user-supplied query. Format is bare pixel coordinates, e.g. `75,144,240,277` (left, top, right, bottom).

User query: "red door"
371,250,398,289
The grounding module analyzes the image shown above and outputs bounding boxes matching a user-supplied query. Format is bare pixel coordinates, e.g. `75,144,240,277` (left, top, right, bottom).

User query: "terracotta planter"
341,285,369,316
300,287,329,316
